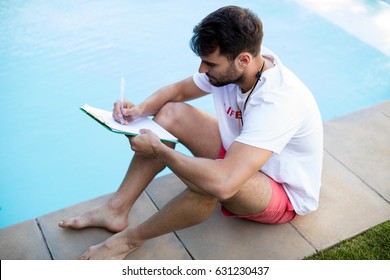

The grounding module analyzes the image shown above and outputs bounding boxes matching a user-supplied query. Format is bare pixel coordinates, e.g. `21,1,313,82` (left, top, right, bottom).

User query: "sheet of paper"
81,104,178,143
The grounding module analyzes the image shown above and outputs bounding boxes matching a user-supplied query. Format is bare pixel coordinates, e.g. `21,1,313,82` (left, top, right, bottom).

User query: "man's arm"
132,129,272,200
114,76,208,123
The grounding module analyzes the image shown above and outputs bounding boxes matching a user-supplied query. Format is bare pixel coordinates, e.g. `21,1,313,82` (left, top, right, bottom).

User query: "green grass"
305,220,390,260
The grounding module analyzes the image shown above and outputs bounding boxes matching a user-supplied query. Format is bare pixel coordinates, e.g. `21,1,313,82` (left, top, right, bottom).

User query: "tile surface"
377,101,390,117
176,209,315,260
0,219,51,260
146,174,315,260
324,105,390,202
291,152,390,251
38,192,191,260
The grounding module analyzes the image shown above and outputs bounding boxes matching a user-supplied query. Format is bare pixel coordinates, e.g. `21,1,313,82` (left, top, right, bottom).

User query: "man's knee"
154,102,186,129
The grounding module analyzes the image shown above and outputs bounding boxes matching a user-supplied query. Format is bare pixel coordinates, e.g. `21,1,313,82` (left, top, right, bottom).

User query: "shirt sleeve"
193,72,212,93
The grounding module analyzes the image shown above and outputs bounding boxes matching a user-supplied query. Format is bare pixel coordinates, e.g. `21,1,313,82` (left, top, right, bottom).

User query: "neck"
239,56,265,93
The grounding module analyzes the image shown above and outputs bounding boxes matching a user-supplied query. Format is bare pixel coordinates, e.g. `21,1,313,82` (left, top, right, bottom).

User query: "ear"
236,52,252,69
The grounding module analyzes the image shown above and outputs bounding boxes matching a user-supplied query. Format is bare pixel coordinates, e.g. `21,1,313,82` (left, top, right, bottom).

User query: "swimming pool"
1,0,389,228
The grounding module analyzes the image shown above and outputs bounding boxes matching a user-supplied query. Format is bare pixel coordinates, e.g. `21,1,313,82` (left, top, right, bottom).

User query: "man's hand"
113,99,144,124
129,129,164,158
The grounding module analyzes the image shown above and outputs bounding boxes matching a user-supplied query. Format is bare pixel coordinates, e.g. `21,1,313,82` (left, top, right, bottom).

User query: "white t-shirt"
192,47,323,215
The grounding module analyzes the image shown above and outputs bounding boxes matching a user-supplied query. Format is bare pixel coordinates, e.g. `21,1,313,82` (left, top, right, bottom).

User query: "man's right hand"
113,99,144,124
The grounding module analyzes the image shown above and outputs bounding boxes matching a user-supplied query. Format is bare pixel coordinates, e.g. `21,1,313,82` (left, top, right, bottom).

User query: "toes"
58,218,81,229
58,219,70,228
79,246,98,260
79,252,90,260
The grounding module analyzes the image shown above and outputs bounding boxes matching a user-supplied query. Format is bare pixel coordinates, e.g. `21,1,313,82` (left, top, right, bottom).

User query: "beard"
207,61,243,87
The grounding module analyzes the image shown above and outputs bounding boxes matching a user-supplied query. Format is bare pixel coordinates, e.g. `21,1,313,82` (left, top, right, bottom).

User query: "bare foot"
58,203,129,233
79,228,143,260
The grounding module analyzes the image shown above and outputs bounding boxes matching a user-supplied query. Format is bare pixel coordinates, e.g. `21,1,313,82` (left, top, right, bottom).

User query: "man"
59,6,323,259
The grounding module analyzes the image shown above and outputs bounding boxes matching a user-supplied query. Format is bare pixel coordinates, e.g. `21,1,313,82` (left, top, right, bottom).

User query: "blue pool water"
0,0,389,228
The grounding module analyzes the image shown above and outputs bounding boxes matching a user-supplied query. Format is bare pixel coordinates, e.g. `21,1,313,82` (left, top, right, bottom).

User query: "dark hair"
190,6,263,61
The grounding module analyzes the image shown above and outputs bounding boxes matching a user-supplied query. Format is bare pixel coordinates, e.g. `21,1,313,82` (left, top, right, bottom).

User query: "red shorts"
218,146,297,224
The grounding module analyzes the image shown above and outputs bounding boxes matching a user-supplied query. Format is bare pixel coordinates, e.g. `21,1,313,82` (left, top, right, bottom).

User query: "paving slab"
176,210,315,260
0,219,51,260
377,101,390,117
291,151,390,251
38,191,191,260
146,174,316,260
323,101,390,202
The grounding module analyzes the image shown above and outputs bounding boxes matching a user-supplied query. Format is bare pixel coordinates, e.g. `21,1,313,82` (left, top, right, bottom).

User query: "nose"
198,61,208,74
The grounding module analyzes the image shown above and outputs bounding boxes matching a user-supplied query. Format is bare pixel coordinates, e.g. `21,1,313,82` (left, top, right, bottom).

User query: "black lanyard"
240,59,265,127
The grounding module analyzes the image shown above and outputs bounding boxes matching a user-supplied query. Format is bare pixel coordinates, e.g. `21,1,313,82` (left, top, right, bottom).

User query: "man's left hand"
128,129,162,158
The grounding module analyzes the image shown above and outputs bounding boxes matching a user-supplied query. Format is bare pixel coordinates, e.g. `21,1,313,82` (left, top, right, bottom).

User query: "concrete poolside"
1,101,389,260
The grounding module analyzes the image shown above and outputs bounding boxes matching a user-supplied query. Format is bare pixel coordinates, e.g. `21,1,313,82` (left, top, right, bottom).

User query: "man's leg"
58,153,169,232
59,102,221,232
78,168,273,259
220,171,273,216
79,189,218,259
78,133,278,259
74,102,223,259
